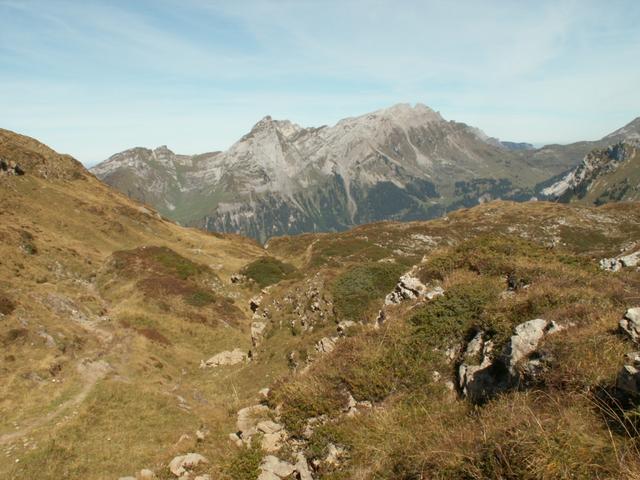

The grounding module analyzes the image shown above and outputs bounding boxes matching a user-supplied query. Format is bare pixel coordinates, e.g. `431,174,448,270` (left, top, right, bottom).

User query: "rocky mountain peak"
604,116,640,141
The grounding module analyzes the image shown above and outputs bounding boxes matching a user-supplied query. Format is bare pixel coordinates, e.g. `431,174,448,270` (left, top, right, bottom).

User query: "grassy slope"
262,200,640,479
3,128,640,479
0,129,269,479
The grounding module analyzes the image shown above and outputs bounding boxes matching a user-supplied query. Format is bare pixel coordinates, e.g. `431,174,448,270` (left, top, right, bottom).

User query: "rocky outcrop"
168,453,208,477
600,251,640,272
200,348,247,368
251,321,267,347
617,352,640,396
620,308,640,343
384,270,444,305
458,319,563,403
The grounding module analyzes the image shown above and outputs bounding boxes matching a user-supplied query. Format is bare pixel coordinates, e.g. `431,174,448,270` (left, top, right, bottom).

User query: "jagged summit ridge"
91,105,640,242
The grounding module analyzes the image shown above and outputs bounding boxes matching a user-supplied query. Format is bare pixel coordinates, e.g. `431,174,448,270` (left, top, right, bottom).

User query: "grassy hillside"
2,128,640,479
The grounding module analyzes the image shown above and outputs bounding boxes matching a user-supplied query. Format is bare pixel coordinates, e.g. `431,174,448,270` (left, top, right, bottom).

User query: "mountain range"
91,104,640,242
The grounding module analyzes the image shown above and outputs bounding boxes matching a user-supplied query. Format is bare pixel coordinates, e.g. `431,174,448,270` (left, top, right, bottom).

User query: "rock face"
620,308,640,343
541,141,640,205
458,319,563,403
91,103,597,242
200,348,247,368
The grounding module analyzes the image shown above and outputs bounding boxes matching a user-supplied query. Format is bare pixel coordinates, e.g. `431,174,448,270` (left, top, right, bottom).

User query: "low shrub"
241,256,296,288
332,262,405,322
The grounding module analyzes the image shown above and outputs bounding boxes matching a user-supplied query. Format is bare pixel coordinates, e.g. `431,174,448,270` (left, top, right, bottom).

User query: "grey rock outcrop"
168,453,208,477
458,319,563,403
617,352,640,396
620,308,640,343
384,269,444,306
600,251,640,272
200,348,247,368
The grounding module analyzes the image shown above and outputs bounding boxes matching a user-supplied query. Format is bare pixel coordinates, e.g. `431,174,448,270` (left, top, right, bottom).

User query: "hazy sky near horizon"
1,0,639,165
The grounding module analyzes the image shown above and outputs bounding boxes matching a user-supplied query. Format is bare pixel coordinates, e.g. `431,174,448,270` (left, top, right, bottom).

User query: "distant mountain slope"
541,141,640,205
91,105,640,242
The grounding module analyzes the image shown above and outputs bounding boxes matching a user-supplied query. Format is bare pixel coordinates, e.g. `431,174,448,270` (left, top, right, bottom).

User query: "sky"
1,0,639,166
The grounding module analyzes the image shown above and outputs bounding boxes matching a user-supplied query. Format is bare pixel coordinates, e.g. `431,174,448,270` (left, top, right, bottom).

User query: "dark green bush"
241,256,295,287
409,278,500,345
332,262,405,322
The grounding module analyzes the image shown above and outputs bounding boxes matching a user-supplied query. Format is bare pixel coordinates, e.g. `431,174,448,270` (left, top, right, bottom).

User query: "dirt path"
0,360,111,446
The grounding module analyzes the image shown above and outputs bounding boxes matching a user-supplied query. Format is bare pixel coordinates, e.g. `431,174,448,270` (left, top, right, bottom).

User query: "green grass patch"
241,256,295,288
331,262,405,322
223,443,263,480
409,277,501,346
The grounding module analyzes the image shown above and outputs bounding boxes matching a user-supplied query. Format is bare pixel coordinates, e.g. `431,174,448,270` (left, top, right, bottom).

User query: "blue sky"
1,0,639,165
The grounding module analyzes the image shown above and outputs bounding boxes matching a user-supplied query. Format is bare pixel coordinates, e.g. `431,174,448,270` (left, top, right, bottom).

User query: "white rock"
260,455,295,478
258,387,270,400
139,469,155,480
620,251,640,268
228,432,243,447
251,321,267,346
236,404,270,437
620,308,640,343
201,348,247,368
426,286,445,300
261,430,287,452
506,319,550,374
295,452,314,480
257,420,283,435
168,453,208,477
315,336,336,353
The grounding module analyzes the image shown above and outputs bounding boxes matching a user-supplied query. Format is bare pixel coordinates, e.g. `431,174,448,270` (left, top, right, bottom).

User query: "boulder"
14,165,25,176
236,404,270,437
505,319,558,375
617,352,640,395
139,469,155,480
315,336,336,353
201,348,247,368
168,453,208,477
251,321,267,346
620,251,640,268
257,420,283,435
426,286,445,300
620,308,640,343
459,319,563,403
295,452,313,480
600,251,640,272
259,455,295,478
600,257,622,272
